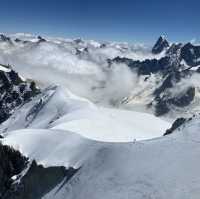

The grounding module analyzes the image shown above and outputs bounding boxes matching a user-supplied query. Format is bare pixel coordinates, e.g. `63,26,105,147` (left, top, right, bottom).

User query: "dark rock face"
0,143,28,198
0,34,12,44
180,43,200,66
166,43,183,56
0,142,78,199
153,69,192,96
152,36,170,54
74,38,83,44
154,86,195,116
152,38,200,68
0,65,40,124
109,37,200,116
14,38,21,43
152,69,195,116
164,117,187,136
76,47,89,56
110,52,197,116
170,86,195,107
110,56,179,76
100,43,107,48
4,161,78,199
37,36,46,43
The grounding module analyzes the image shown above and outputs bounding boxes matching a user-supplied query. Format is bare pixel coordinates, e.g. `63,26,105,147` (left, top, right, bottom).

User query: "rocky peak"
14,38,21,43
152,36,170,54
180,42,200,66
37,36,46,43
0,34,12,43
0,64,40,124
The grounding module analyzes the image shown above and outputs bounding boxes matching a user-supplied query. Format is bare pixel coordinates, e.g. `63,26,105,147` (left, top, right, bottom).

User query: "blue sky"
1,0,200,43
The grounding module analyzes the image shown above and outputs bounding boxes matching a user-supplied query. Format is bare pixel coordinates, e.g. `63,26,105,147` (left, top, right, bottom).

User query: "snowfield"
52,106,170,142
2,114,200,199
0,86,170,142
2,86,199,199
42,124,200,199
3,129,99,168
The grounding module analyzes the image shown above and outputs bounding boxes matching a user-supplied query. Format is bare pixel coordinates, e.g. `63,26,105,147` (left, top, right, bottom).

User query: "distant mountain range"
0,33,200,199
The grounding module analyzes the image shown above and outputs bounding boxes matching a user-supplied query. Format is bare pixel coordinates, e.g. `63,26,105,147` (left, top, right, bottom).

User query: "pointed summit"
37,36,46,43
152,36,170,54
0,34,12,44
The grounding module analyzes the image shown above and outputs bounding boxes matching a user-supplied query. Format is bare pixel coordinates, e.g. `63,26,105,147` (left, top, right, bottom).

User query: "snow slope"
52,107,170,142
2,114,200,199
0,86,170,142
3,120,200,199
2,129,99,168
42,122,200,199
1,85,200,199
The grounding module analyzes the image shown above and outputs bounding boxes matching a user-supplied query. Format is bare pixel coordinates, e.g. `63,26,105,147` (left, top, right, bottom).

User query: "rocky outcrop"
152,36,170,54
153,86,195,116
0,65,40,124
0,143,28,198
164,117,189,136
110,37,200,116
4,161,78,199
0,142,78,199
180,42,200,67
37,36,46,43
110,56,175,75
0,34,12,44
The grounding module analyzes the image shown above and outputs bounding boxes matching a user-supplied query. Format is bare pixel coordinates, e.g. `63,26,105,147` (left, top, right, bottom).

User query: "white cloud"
0,34,156,106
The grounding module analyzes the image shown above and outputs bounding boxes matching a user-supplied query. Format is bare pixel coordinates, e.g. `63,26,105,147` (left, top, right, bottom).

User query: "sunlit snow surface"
52,107,169,142
1,86,170,167
1,86,170,142
3,129,98,168
42,123,200,199
2,111,200,199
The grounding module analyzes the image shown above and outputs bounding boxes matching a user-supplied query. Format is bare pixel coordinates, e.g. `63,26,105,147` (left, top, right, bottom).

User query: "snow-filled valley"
0,33,200,199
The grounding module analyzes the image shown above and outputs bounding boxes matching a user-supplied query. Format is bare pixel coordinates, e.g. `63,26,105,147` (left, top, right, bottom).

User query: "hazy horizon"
1,0,200,44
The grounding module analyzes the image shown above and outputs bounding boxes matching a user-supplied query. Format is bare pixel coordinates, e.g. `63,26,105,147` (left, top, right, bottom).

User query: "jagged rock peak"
37,35,46,43
0,34,12,43
74,38,83,44
152,35,170,54
180,42,200,66
0,65,40,124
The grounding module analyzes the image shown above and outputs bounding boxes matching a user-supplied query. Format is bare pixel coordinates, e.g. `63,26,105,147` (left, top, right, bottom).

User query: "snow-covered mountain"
0,83,171,199
42,118,200,199
1,85,200,199
0,33,200,199
111,37,200,118
0,63,39,124
0,33,199,118
0,85,170,141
